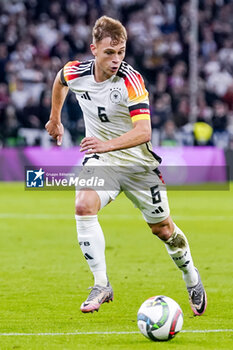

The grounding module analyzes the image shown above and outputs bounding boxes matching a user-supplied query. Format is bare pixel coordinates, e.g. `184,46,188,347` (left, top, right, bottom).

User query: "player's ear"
90,43,97,57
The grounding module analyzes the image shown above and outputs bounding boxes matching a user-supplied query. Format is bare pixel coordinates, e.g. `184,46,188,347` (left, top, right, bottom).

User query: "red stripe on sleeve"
130,108,150,118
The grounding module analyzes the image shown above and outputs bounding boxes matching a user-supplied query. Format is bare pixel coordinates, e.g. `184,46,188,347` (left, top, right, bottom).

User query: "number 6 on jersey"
98,106,110,122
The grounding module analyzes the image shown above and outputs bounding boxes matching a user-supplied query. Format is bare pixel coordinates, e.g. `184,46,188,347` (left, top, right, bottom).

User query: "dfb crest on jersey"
110,89,122,104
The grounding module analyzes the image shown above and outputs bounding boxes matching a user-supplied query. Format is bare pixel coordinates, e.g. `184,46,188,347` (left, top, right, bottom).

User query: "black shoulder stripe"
79,60,93,66
120,61,139,74
78,70,92,77
60,69,68,86
77,61,94,77
117,62,126,78
117,70,125,78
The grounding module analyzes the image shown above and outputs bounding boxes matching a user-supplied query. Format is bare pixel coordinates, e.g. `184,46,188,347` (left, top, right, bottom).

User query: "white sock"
164,223,198,287
75,215,108,286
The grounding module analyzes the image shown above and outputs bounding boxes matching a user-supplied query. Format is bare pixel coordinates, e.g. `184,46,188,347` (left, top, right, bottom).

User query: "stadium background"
0,1,233,349
0,0,233,148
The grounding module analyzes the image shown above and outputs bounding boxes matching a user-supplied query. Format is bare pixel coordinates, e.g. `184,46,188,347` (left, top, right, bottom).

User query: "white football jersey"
61,59,161,167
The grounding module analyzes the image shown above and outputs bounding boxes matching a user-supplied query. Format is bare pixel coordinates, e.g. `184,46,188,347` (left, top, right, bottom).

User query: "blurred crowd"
0,0,233,148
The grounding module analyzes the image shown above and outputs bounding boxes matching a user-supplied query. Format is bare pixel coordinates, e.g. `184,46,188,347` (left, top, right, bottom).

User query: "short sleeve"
124,71,150,123
61,60,81,85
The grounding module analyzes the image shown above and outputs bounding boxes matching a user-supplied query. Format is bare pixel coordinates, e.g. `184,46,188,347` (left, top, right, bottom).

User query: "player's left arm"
80,119,151,154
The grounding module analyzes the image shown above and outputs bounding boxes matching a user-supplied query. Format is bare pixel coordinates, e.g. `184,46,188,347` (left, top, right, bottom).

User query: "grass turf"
0,182,233,349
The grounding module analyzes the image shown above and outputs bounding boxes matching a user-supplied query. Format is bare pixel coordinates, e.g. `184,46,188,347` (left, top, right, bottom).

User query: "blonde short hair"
92,16,127,44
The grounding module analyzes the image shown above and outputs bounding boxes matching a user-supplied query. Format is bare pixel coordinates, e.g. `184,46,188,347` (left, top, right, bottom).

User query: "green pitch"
0,182,232,350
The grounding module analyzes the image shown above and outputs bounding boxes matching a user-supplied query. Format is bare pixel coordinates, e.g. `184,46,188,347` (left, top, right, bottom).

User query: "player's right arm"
45,70,69,145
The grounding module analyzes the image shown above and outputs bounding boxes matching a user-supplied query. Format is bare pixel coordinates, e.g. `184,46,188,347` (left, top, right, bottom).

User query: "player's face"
91,37,126,81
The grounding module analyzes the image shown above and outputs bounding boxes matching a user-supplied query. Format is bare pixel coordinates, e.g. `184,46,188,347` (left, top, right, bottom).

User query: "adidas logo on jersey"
151,206,164,214
81,92,91,100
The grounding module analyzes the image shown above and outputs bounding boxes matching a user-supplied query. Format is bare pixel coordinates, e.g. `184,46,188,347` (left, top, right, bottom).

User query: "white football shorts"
75,155,170,224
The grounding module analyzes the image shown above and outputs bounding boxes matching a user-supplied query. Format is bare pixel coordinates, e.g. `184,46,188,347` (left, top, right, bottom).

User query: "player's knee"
149,217,174,241
75,201,94,215
151,225,171,241
75,190,100,215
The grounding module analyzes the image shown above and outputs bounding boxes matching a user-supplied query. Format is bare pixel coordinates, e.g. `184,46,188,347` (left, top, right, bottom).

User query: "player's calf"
151,220,207,315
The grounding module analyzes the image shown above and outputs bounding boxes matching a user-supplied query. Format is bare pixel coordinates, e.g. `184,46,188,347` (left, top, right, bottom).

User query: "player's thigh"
75,156,121,214
124,187,170,224
123,169,170,224
75,188,121,215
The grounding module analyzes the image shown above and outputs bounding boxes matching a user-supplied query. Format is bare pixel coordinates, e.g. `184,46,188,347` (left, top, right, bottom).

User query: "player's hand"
45,120,64,146
80,136,109,154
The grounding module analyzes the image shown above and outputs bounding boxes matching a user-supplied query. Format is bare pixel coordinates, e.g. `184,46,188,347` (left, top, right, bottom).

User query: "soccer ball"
137,295,183,341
